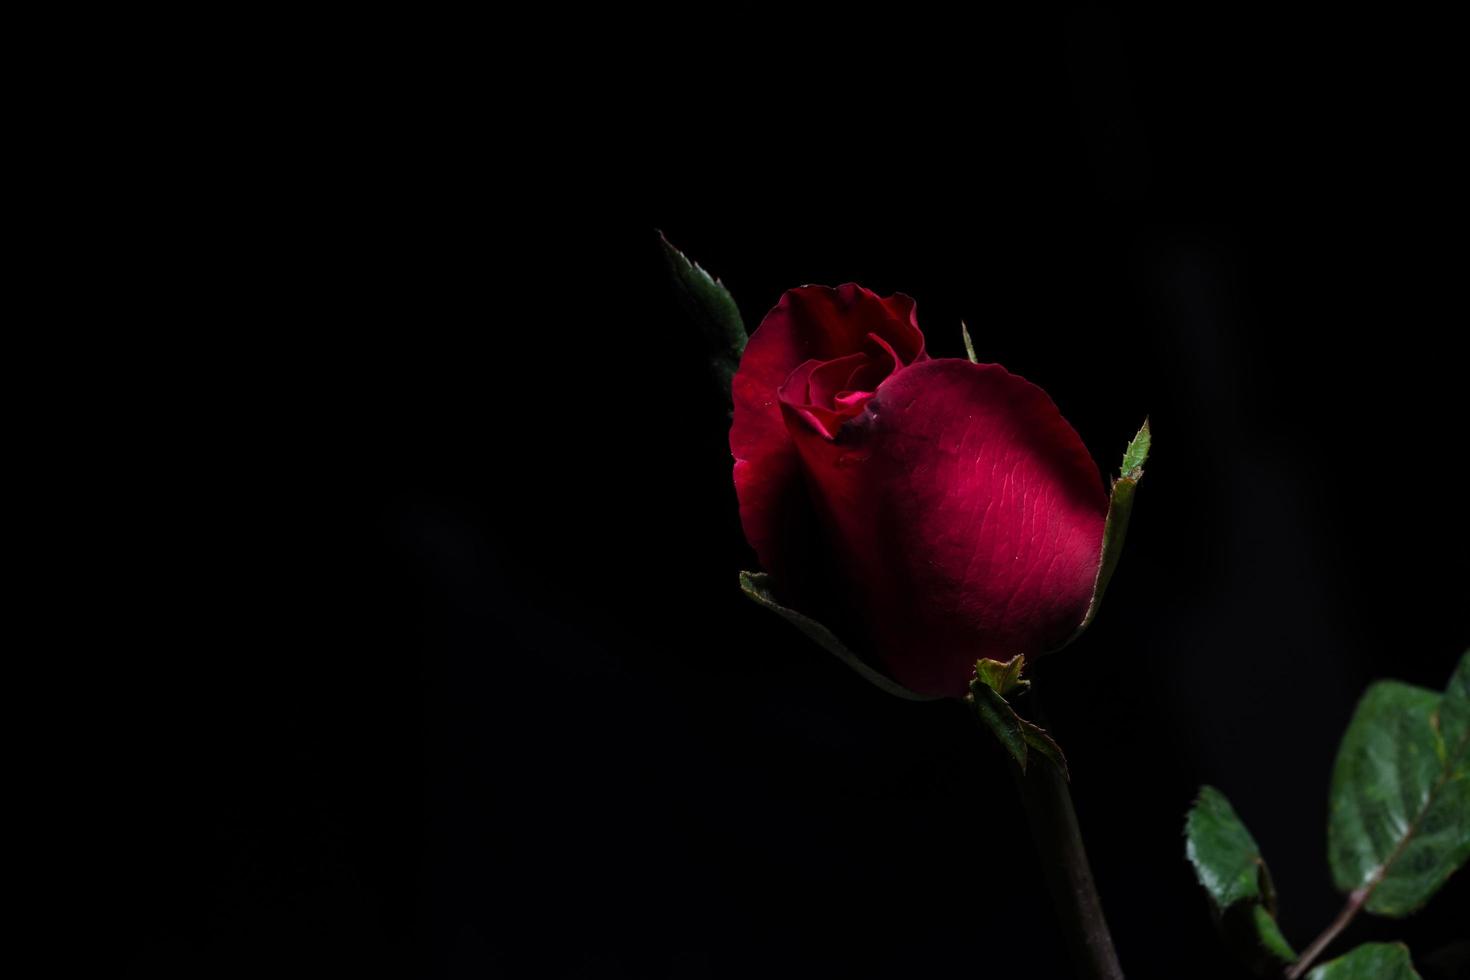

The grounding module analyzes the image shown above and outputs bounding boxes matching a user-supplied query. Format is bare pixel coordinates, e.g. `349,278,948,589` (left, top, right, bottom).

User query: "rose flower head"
731,284,1122,699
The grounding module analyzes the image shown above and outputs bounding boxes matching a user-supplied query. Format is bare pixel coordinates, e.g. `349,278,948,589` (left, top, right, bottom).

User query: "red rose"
731,284,1109,698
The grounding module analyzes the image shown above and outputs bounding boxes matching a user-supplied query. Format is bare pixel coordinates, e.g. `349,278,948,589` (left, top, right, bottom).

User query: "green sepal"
1305,942,1422,980
974,653,1028,697
968,680,1027,770
1020,718,1069,780
1327,659,1470,917
1071,419,1150,641
966,661,1068,777
960,320,978,363
1185,785,1296,975
737,571,936,702
659,231,747,401
1119,418,1151,478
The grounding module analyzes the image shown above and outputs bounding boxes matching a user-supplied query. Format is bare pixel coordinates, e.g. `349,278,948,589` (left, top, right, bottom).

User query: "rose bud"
731,284,1118,699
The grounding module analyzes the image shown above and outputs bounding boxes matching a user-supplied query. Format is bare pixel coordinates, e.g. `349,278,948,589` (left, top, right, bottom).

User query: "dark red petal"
730,284,924,582
806,352,870,408
776,358,845,440
781,358,1108,698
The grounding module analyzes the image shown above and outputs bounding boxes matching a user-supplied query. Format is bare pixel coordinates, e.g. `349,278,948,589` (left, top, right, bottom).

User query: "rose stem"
1284,888,1368,979
1010,687,1125,980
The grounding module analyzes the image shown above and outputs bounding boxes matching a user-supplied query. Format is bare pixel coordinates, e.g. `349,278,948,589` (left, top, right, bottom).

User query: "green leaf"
737,571,936,702
659,231,747,399
1250,906,1296,968
974,653,1027,696
1185,786,1295,973
1072,418,1150,639
1187,787,1266,909
1436,650,1469,765
1327,671,1470,917
968,681,1027,770
960,320,978,363
1305,942,1422,980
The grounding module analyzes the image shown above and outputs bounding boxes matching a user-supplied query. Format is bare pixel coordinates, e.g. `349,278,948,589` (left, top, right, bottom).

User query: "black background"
107,12,1467,980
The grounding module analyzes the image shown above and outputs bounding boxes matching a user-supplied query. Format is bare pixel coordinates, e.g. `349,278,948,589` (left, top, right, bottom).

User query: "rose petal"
780,358,1108,697
777,358,851,440
806,352,871,409
731,284,924,585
